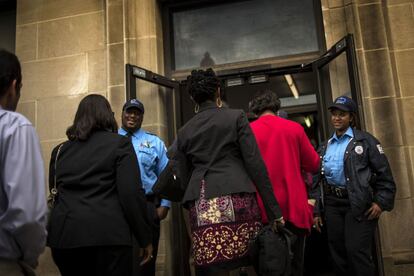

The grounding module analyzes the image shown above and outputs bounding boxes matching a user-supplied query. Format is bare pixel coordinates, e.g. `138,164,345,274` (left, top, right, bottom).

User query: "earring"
216,97,223,108
194,104,200,113
216,87,223,108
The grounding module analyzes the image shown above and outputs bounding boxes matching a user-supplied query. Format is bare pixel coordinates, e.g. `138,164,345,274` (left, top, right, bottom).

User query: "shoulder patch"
377,144,384,154
140,140,152,148
145,131,157,137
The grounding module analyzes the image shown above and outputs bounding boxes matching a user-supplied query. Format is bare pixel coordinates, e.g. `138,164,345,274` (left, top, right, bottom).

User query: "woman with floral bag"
176,68,284,276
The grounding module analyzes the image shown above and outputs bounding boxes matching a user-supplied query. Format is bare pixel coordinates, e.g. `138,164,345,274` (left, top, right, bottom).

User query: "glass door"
312,35,384,276
125,64,182,144
312,34,365,140
125,64,191,276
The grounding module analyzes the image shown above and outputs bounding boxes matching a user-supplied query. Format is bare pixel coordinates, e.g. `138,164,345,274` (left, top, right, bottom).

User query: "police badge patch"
355,145,364,155
377,144,384,154
141,141,151,148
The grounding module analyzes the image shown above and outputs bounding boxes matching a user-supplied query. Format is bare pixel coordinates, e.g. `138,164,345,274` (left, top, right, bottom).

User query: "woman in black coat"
47,94,153,276
176,69,284,276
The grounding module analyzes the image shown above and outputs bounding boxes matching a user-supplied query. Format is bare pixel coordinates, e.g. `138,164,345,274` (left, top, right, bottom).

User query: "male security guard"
119,99,169,276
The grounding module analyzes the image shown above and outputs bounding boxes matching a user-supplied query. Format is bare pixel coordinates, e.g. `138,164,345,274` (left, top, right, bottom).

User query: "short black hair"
249,90,281,116
66,94,118,141
0,49,22,97
186,68,221,104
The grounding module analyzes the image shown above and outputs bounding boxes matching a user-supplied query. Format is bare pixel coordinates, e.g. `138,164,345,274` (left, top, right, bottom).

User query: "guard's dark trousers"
133,197,161,276
324,195,377,276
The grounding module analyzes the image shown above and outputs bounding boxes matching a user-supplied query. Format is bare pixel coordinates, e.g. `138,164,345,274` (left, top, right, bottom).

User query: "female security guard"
312,95,396,276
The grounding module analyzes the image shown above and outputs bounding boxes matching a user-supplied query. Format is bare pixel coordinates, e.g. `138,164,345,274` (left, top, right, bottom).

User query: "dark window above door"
171,0,320,70
0,0,17,53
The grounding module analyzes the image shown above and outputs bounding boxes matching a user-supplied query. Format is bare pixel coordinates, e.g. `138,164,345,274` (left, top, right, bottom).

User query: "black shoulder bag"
249,225,297,276
153,137,192,202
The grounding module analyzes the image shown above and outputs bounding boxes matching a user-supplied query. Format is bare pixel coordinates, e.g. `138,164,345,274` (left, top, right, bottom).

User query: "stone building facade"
10,0,414,275
321,1,414,275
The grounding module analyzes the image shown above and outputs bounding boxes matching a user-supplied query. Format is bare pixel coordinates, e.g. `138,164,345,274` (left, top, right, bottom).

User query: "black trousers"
285,222,307,276
324,195,377,276
51,245,132,276
133,199,161,276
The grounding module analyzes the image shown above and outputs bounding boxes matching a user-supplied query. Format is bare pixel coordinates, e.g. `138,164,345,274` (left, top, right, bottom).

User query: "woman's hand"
313,216,323,232
140,243,154,266
156,206,169,221
365,203,382,220
272,217,285,232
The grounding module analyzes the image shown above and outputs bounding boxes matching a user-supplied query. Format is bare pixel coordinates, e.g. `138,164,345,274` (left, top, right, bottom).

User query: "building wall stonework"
15,0,172,275
15,0,107,274
13,0,414,275
322,0,414,275
108,0,173,275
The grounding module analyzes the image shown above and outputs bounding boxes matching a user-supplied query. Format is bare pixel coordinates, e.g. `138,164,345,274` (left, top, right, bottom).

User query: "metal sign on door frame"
125,64,181,144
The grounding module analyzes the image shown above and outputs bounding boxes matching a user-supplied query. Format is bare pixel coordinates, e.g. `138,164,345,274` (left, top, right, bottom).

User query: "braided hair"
186,68,221,104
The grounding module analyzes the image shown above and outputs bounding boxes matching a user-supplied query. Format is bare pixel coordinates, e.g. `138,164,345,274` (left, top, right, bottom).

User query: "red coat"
250,115,320,231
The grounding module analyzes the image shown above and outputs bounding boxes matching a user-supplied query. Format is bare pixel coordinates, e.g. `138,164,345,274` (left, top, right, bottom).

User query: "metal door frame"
125,64,191,276
312,34,365,140
124,34,383,276
312,35,384,276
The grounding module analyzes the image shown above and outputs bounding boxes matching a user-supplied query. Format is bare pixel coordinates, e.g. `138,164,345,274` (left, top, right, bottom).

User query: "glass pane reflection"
173,0,319,70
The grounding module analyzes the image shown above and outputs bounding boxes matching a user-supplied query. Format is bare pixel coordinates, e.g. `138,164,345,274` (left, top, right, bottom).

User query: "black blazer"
177,101,282,221
47,131,152,249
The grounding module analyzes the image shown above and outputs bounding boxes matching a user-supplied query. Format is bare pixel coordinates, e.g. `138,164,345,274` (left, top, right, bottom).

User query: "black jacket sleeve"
153,141,190,202
309,144,325,216
116,137,152,247
309,174,323,216
237,111,283,221
367,134,396,212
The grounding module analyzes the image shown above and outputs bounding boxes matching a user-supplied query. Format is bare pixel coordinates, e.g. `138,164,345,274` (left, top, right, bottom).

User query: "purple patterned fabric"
189,181,262,267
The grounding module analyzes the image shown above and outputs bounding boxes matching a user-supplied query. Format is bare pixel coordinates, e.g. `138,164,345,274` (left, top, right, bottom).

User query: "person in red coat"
249,90,320,276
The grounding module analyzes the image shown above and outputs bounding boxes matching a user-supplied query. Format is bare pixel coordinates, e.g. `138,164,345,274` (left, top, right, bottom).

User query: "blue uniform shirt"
119,128,170,207
323,127,354,186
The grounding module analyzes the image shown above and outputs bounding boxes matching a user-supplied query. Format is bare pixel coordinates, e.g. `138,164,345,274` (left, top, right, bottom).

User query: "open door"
312,34,365,140
125,64,191,276
312,35,384,276
125,34,383,276
125,64,182,143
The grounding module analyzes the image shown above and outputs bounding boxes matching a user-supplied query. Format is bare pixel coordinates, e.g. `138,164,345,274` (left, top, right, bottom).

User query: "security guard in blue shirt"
119,99,170,276
312,96,396,276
